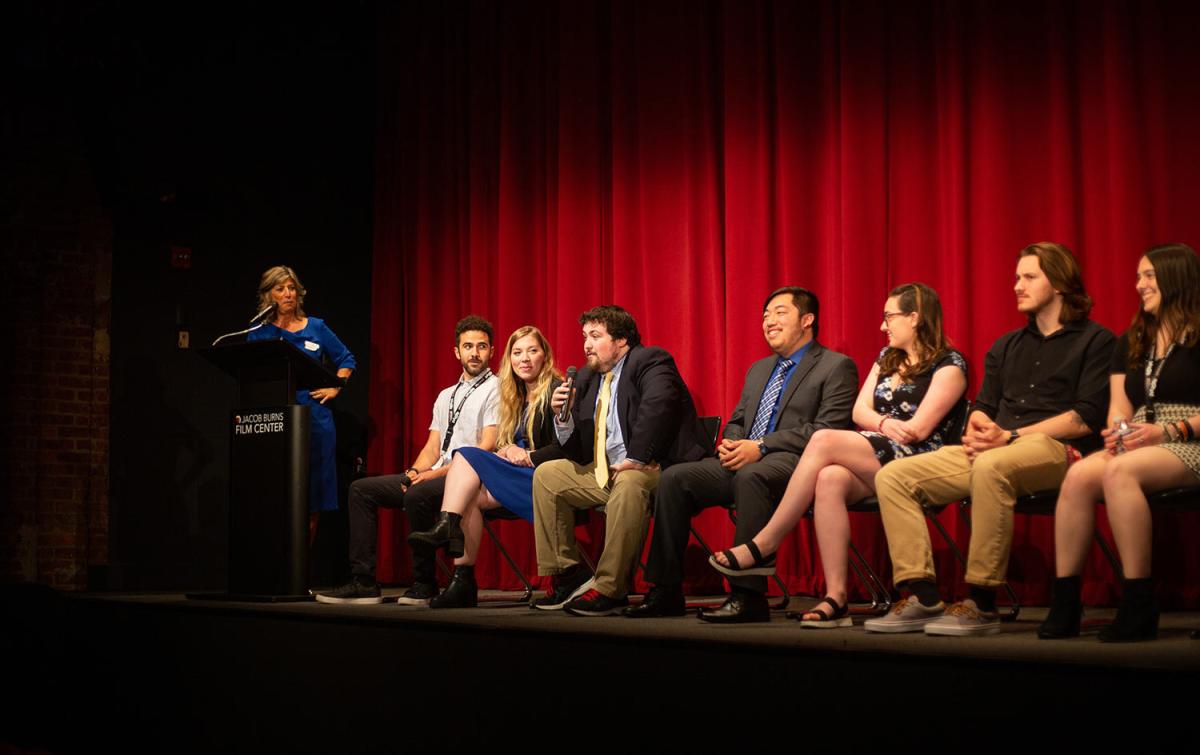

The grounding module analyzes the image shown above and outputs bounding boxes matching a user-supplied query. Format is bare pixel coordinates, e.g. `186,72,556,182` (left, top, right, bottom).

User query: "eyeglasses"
881,311,912,324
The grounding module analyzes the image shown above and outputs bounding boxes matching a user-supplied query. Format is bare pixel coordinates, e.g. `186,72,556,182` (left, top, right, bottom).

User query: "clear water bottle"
1112,417,1131,454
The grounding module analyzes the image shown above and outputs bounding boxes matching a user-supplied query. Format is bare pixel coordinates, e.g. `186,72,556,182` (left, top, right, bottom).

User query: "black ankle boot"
407,511,465,557
430,566,477,609
1099,578,1158,643
1038,576,1082,639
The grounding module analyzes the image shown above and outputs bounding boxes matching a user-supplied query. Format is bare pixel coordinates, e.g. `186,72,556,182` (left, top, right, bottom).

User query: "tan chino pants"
874,433,1069,588
532,459,660,598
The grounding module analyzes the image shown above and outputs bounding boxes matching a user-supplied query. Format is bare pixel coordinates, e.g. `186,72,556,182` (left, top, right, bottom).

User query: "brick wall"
2,105,112,591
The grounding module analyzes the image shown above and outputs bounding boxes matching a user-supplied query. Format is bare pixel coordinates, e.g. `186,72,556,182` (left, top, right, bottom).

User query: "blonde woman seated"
712,283,967,627
408,326,564,608
1041,243,1200,642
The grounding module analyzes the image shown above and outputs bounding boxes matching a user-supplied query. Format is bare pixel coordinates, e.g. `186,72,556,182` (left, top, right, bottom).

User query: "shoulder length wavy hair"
878,282,953,380
497,326,563,449
256,265,307,318
1018,242,1092,324
1127,243,1200,368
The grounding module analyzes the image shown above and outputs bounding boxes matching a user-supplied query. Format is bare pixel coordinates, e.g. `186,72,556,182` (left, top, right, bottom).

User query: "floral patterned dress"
859,348,968,464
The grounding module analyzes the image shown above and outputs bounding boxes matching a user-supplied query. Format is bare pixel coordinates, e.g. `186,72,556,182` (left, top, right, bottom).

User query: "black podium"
195,340,342,601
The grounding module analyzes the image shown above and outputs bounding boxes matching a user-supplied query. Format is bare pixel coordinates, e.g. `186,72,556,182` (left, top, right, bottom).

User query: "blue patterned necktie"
748,358,793,440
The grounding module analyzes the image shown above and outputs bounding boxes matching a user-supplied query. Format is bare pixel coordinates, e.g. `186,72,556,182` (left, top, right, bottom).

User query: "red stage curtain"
370,0,1200,607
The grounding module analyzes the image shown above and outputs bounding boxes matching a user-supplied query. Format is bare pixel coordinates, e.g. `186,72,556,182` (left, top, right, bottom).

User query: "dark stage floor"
6,586,1197,753
92,588,1200,672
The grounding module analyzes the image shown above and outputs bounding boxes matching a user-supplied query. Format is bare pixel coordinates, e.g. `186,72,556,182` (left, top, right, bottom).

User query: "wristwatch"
757,440,768,456
1007,430,1019,445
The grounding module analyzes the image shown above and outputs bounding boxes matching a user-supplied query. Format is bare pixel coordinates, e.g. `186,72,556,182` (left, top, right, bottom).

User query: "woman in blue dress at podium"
247,265,356,541
407,325,564,607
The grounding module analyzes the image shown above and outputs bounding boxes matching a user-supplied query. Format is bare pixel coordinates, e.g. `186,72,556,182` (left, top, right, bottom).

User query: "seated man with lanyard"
316,315,499,605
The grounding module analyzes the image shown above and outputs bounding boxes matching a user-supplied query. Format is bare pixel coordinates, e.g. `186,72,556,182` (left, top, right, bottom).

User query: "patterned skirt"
1131,402,1200,480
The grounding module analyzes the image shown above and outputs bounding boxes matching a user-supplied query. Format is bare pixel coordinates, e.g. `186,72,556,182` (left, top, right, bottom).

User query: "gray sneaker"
923,599,1000,636
863,595,945,633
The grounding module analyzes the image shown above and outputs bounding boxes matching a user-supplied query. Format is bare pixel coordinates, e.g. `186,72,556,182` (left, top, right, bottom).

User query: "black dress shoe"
697,591,770,624
624,585,686,618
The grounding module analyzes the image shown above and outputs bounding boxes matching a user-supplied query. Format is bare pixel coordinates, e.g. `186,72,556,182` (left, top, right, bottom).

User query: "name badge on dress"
304,341,320,352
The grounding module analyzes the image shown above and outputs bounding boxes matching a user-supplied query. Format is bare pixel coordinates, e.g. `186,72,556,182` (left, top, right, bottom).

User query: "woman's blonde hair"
497,326,561,449
256,265,306,318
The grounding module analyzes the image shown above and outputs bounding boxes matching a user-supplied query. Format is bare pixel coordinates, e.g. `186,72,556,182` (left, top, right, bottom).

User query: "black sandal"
790,596,852,628
708,540,776,577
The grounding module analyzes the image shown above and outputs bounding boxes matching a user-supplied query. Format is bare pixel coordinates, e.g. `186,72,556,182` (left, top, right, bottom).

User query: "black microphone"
249,302,278,325
558,366,578,422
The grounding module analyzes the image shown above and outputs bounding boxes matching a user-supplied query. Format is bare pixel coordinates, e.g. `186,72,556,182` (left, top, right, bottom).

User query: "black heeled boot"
1037,576,1082,639
1099,577,1158,643
430,565,477,609
407,511,465,557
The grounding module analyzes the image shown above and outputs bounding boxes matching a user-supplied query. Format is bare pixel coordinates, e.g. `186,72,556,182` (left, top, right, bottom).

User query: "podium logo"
235,411,286,435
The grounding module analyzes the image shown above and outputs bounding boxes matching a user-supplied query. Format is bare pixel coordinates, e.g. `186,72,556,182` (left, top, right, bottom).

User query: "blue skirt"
455,447,535,522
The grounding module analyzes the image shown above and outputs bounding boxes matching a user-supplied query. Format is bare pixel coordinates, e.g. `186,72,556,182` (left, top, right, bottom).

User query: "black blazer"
528,378,568,466
559,345,710,468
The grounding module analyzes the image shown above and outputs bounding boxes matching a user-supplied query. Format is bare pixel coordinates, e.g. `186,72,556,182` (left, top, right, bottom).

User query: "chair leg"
1093,528,1124,581
481,517,535,604
847,539,891,614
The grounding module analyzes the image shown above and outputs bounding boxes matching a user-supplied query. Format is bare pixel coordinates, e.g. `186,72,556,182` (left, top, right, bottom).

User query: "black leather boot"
1037,576,1082,639
1099,577,1158,643
430,565,478,608
407,511,465,557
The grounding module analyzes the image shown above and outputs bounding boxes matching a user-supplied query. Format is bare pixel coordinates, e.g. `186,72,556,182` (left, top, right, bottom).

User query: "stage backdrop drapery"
370,0,1200,607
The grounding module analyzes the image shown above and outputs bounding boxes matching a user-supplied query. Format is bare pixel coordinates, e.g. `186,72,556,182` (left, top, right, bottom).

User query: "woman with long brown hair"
711,283,967,627
1041,243,1200,642
408,325,564,607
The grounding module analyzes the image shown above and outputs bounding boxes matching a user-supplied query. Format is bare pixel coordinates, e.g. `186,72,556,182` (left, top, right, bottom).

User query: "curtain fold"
372,0,1200,606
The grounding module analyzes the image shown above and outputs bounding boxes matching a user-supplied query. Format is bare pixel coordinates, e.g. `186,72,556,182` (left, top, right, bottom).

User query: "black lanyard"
1143,342,1176,424
442,370,492,453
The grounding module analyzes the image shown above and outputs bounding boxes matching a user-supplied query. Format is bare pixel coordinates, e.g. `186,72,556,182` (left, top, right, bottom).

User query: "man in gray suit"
625,287,858,622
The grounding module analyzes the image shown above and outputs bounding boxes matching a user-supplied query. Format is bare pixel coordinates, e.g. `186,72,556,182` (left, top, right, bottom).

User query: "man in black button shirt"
865,242,1115,636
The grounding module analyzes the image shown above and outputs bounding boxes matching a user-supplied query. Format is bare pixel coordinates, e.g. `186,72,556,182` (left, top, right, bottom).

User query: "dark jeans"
645,453,798,594
348,474,445,585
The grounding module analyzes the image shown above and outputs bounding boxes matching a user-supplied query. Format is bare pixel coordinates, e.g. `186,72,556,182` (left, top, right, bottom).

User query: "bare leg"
1102,447,1196,579
802,464,874,619
716,430,881,568
441,453,485,516
1053,452,1108,577
455,494,501,566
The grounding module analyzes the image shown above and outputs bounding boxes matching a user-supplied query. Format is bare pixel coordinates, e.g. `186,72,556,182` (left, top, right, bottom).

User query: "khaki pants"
532,459,660,598
874,433,1069,588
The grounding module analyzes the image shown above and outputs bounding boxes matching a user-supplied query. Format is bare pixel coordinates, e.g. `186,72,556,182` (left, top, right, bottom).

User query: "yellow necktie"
594,372,614,487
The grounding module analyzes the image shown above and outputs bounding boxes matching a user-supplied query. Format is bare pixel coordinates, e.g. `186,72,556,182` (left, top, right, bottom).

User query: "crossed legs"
437,453,503,566
713,430,881,613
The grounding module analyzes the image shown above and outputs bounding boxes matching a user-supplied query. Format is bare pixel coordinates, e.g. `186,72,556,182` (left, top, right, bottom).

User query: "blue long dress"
247,317,357,513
